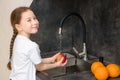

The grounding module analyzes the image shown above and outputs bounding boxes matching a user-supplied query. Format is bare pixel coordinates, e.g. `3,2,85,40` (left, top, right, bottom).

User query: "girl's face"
16,10,39,38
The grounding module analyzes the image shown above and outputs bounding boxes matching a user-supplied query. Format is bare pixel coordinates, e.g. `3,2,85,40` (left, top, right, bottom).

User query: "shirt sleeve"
28,45,42,65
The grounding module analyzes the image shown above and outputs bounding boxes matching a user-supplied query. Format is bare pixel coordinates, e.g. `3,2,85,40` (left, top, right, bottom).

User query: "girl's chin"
32,29,38,34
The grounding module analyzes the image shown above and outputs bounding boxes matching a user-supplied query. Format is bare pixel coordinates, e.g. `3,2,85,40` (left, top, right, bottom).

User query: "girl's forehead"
21,10,34,19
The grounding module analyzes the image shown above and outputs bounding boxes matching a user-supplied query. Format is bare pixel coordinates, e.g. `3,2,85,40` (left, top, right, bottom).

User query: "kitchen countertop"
36,53,120,80
53,71,120,80
36,71,120,80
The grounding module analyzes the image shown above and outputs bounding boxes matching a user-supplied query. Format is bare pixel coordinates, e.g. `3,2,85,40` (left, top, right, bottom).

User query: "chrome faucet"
59,12,88,61
72,43,87,61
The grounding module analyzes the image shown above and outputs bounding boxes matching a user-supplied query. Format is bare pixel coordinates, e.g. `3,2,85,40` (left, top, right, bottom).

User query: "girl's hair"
7,7,32,70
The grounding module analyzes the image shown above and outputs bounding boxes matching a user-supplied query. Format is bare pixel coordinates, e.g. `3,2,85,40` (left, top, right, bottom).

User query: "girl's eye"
33,17,37,20
27,19,31,22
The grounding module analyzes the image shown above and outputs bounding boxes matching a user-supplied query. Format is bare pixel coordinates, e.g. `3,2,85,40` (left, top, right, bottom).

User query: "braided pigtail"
7,29,18,70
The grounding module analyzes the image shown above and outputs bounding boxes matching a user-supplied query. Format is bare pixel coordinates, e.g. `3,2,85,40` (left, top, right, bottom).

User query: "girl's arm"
41,53,61,64
35,57,67,71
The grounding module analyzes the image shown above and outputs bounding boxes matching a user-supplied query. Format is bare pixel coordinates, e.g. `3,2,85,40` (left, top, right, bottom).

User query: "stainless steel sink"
41,53,95,78
66,59,91,74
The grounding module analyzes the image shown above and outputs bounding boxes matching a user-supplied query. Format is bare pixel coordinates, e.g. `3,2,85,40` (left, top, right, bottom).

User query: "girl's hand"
51,52,61,63
55,57,67,67
51,52,67,67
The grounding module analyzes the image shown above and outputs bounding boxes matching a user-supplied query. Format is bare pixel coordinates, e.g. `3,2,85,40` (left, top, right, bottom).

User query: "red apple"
56,53,66,63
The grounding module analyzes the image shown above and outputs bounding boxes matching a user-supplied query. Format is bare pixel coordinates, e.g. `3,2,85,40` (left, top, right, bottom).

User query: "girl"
7,6,67,80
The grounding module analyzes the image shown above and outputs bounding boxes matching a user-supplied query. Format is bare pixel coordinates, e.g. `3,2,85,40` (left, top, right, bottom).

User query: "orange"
94,66,109,80
119,67,120,75
91,61,104,73
106,64,120,78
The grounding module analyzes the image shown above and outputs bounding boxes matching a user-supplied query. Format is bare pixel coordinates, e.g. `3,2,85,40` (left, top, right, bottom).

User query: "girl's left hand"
51,52,61,63
55,57,67,67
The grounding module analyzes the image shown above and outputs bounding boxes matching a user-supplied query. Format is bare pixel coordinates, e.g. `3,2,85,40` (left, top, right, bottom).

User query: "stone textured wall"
30,0,120,65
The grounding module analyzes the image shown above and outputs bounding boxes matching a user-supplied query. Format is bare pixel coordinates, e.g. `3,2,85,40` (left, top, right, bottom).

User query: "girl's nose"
33,19,39,25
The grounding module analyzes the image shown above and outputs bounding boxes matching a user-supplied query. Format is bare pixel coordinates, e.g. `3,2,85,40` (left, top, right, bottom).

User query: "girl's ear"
15,24,22,31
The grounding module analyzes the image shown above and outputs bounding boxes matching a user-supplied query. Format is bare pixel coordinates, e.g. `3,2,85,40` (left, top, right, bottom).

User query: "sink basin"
66,59,91,74
42,53,94,78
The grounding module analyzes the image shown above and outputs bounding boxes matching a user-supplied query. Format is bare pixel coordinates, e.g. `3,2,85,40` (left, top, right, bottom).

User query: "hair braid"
7,29,18,70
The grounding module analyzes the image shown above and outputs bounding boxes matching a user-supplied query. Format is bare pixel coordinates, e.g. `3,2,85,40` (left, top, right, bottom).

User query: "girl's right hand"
55,57,67,67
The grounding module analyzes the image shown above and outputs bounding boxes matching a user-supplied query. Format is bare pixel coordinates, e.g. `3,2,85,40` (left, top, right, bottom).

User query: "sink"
66,59,91,74
41,53,94,78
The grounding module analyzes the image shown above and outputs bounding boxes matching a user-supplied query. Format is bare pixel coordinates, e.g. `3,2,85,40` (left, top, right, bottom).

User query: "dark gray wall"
30,0,120,65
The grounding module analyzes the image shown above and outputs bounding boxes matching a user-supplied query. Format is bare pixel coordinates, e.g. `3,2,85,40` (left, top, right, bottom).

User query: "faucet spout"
59,12,88,61
60,13,86,43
